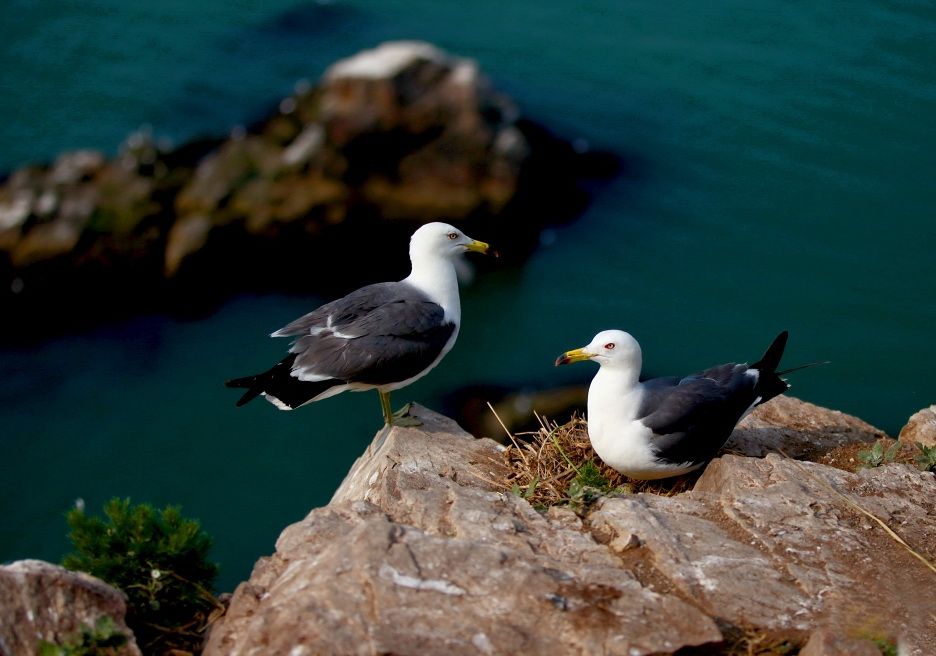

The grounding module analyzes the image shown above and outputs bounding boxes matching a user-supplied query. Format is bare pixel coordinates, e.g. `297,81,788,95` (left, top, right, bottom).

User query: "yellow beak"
555,347,591,366
465,239,490,254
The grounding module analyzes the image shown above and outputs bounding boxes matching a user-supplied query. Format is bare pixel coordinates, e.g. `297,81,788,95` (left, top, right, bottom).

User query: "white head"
555,329,642,372
409,222,489,264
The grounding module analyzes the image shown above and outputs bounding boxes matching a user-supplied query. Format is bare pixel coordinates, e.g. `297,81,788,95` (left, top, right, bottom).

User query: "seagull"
226,222,490,425
555,330,795,479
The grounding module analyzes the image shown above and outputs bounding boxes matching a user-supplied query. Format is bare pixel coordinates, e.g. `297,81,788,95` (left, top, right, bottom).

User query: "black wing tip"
226,374,263,406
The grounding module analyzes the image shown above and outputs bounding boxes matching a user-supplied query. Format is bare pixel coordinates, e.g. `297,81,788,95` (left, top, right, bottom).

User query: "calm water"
2,0,935,590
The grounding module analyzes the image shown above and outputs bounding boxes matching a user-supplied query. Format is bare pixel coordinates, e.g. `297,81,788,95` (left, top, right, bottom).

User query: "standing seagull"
555,330,794,479
226,222,490,425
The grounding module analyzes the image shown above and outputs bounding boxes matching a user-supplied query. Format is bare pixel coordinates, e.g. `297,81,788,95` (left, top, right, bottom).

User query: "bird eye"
447,232,459,240
604,343,616,350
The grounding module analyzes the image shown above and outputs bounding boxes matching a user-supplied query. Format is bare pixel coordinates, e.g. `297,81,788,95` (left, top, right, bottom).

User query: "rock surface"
206,404,935,656
899,404,936,447
798,628,884,656
0,559,140,656
0,41,615,339
727,394,886,457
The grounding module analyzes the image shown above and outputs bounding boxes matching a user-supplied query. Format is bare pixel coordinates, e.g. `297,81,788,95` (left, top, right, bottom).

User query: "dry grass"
494,407,697,509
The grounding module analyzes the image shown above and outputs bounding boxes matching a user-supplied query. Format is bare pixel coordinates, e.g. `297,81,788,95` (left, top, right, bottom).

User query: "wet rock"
0,559,140,655
899,404,936,448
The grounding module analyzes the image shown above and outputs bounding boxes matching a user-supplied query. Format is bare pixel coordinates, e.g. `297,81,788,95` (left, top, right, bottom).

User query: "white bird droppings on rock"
379,563,465,596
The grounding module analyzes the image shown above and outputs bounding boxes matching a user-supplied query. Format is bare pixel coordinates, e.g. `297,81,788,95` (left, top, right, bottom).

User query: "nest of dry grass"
497,411,697,509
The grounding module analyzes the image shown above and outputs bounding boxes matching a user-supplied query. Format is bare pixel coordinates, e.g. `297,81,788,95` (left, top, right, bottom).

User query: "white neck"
588,366,642,427
402,254,461,323
586,365,646,467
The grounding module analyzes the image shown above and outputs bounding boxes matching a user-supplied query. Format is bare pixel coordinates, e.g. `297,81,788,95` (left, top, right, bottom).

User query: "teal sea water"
2,1,935,590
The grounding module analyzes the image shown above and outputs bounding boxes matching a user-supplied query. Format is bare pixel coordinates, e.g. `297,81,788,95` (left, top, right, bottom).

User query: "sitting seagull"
555,330,794,479
226,222,490,425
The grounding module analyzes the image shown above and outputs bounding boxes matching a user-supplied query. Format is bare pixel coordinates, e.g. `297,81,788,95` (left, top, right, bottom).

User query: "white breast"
586,376,698,479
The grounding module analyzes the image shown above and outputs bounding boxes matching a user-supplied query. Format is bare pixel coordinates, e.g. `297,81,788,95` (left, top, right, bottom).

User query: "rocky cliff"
204,401,936,656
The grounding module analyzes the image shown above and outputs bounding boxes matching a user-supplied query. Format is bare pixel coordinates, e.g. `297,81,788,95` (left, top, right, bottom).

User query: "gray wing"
284,283,456,386
271,282,415,338
637,363,757,464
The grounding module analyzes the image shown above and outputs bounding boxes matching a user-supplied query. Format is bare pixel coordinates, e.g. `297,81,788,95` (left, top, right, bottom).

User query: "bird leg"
378,391,422,427
379,390,394,426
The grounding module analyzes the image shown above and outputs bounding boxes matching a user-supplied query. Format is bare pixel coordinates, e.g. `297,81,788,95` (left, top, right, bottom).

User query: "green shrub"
62,498,220,654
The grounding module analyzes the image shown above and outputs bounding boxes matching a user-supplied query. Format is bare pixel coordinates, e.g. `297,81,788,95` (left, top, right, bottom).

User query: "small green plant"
872,637,899,656
915,442,936,473
573,460,609,488
511,475,540,500
38,616,129,656
62,498,220,653
857,440,901,468
565,460,628,513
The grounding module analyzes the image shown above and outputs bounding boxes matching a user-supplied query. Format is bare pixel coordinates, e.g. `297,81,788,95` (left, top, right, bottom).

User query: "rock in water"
0,41,615,339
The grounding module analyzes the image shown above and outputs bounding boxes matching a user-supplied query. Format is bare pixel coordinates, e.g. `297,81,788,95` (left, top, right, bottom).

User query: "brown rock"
208,404,936,656
206,405,722,656
49,150,106,186
590,454,935,653
164,214,213,277
0,559,140,655
728,395,885,459
799,627,884,656
175,140,253,217
0,188,33,232
319,41,526,222
899,405,936,448
12,219,83,266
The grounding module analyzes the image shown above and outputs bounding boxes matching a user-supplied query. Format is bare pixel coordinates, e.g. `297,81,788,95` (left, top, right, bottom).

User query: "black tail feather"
750,331,790,405
225,355,342,409
225,374,265,407
752,330,788,374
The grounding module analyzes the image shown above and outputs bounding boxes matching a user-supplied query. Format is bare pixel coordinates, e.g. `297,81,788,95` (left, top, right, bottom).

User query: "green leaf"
36,642,65,656
884,441,901,462
523,476,540,499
